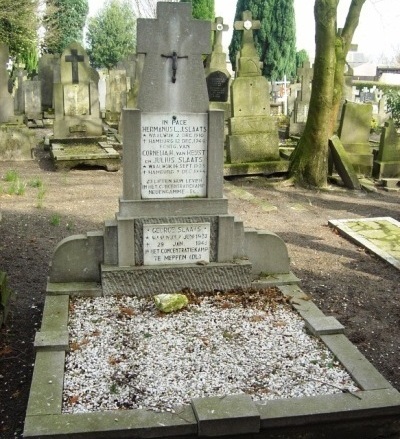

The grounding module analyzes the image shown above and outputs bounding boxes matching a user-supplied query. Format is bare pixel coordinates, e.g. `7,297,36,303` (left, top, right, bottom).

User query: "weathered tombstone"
105,69,129,127
38,53,59,112
289,61,313,136
373,118,400,179
226,11,281,169
53,42,102,138
0,43,14,124
46,1,291,295
24,79,43,123
337,100,373,176
205,17,231,112
13,65,27,115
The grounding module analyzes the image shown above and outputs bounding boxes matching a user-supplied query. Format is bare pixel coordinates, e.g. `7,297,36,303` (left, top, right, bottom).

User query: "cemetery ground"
0,131,399,438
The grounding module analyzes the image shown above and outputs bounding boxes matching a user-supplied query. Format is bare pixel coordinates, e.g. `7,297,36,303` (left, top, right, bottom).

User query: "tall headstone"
53,42,102,138
226,11,280,164
373,118,400,179
338,100,373,176
38,53,59,111
13,65,27,115
24,80,42,121
0,43,14,124
105,69,129,127
205,17,231,105
289,61,313,136
47,2,290,296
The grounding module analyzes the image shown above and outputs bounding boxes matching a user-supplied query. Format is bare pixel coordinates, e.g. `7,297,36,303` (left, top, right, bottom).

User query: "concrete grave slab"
328,217,400,270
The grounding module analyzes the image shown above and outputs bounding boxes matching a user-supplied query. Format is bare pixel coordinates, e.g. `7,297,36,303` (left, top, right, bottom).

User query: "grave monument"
289,60,313,136
105,68,130,128
373,118,400,183
24,4,400,438
226,11,284,176
205,17,231,121
50,42,120,171
0,43,14,124
53,42,103,138
337,100,374,176
46,2,291,295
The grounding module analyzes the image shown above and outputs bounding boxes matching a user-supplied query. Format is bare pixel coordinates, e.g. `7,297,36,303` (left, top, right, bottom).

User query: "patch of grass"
36,186,46,208
8,179,26,196
50,214,61,226
3,169,19,182
66,222,74,231
28,177,43,188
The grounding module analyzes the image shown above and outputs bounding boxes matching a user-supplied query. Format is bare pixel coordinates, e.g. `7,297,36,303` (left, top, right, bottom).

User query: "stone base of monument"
23,282,400,439
0,124,36,160
223,160,289,177
49,136,121,171
373,160,400,181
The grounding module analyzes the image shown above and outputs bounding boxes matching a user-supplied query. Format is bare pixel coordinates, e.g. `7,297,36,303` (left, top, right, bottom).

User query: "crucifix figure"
161,51,188,83
65,49,84,84
135,2,211,112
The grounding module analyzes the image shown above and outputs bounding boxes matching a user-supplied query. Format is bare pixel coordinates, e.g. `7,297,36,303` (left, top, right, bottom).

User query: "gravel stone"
63,290,359,413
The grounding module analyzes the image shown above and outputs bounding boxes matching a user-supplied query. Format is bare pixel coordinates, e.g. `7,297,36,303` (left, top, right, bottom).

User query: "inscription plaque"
143,223,211,265
141,113,208,199
207,71,229,102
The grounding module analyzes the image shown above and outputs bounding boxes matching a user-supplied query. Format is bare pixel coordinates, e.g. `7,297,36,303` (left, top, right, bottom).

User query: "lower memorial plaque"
143,223,211,265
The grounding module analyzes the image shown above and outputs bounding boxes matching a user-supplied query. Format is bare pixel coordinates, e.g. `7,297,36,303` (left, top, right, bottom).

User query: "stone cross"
212,16,229,51
297,61,313,102
234,10,261,49
136,2,211,112
65,49,84,84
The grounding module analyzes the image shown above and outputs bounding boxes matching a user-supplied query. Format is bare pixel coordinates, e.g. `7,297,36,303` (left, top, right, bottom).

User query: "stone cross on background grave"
0,43,14,124
65,49,84,84
206,16,231,105
233,11,262,77
297,61,313,102
227,10,280,165
53,42,102,138
211,16,229,52
136,2,211,113
234,11,260,61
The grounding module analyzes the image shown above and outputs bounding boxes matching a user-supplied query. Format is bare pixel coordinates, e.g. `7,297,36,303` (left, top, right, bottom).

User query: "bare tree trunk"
288,0,366,188
288,0,338,187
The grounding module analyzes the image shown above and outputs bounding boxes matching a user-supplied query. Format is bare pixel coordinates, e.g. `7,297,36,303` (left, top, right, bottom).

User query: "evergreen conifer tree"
229,0,296,81
180,0,215,20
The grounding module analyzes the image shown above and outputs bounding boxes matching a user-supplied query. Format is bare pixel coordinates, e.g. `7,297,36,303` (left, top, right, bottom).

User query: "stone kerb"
24,285,400,438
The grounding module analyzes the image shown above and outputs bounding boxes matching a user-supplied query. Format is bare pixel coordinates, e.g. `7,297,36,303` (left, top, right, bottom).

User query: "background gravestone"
205,16,231,126
105,69,129,128
0,43,14,124
24,80,43,124
373,118,400,179
227,11,280,165
289,61,313,136
338,100,373,176
38,53,59,113
53,42,102,138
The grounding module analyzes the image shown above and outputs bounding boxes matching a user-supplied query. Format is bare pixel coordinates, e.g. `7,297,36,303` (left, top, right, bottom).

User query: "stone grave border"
24,282,400,438
49,136,121,172
328,217,400,271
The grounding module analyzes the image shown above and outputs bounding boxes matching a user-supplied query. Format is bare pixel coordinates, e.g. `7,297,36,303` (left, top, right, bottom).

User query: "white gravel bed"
63,290,359,413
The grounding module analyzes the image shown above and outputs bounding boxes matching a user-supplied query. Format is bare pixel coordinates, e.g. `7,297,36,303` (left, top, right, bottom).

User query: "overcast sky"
88,0,400,63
